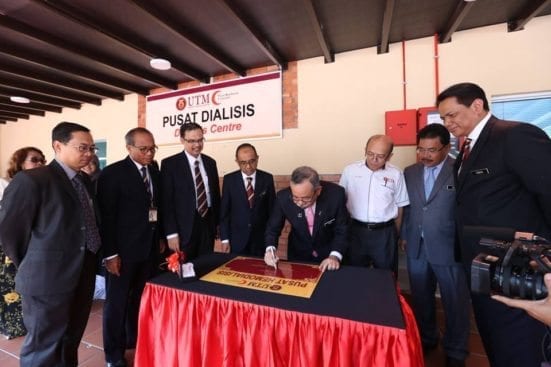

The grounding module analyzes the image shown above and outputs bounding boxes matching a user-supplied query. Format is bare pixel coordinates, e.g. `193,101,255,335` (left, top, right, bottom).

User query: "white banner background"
146,72,282,145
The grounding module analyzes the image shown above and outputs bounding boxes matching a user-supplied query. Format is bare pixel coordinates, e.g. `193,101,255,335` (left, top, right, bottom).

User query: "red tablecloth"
135,282,423,367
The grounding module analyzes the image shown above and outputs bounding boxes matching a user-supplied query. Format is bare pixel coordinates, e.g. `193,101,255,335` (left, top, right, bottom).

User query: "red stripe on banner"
147,72,281,102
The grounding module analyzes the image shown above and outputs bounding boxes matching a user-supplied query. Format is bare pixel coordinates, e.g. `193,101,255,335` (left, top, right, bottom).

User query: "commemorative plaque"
200,256,323,298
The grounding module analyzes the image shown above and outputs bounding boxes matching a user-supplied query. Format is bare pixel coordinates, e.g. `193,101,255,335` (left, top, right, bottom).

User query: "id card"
149,208,158,222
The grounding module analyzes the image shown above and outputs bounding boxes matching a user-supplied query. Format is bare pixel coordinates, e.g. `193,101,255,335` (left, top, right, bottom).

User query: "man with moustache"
97,128,163,367
161,122,220,259
339,135,409,271
0,122,101,367
437,82,551,367
401,123,469,367
220,143,275,256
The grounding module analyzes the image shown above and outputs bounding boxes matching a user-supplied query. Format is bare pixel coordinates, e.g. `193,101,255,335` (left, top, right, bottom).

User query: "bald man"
339,135,409,271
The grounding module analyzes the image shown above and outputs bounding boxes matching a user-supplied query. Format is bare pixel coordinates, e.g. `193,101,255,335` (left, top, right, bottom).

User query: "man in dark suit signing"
437,82,551,367
161,122,220,259
98,128,163,367
220,143,275,256
402,123,470,367
0,122,101,367
264,166,348,272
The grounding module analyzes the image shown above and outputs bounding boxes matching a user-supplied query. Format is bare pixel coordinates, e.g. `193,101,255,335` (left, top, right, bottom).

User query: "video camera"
471,237,551,300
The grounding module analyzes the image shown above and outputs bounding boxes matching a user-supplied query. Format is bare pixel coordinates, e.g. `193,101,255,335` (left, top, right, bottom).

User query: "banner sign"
200,257,323,298
146,72,282,145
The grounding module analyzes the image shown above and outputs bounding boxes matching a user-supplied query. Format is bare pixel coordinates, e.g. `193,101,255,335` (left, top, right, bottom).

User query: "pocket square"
471,168,490,175
323,218,336,226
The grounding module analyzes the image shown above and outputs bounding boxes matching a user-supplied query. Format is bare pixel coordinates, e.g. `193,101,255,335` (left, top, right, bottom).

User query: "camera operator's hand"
492,273,551,326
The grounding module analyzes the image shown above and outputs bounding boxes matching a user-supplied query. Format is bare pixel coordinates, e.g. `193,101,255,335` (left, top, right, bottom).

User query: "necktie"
246,176,254,208
194,160,208,217
72,174,101,253
305,206,315,235
424,166,437,199
141,166,153,207
461,138,472,161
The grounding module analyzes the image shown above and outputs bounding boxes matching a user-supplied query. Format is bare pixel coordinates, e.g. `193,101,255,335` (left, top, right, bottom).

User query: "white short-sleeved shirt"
339,160,409,222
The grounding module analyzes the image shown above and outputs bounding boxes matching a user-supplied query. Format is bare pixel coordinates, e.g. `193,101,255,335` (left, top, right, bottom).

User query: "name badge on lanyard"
149,208,158,222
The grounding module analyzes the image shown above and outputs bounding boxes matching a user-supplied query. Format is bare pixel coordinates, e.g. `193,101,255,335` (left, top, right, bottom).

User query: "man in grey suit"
401,123,470,367
0,122,100,367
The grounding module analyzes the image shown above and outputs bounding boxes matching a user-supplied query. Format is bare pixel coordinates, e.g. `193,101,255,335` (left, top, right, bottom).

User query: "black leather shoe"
446,356,466,367
106,360,127,367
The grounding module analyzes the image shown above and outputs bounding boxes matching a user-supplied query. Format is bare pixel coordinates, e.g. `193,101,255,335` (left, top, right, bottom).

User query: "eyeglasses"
416,146,445,154
71,144,98,154
131,145,158,154
291,193,317,204
237,158,258,166
366,151,388,160
27,157,46,164
183,138,204,144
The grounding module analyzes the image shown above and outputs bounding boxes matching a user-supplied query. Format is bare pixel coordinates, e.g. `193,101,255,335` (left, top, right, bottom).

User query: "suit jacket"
0,160,98,295
265,181,349,261
160,151,220,248
220,169,275,255
97,157,161,262
402,157,458,265
455,116,551,264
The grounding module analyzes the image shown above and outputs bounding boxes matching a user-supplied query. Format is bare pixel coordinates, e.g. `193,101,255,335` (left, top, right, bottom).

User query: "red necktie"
246,177,254,208
462,138,472,161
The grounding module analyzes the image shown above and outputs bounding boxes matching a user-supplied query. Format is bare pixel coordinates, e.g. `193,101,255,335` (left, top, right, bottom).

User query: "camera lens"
500,264,547,300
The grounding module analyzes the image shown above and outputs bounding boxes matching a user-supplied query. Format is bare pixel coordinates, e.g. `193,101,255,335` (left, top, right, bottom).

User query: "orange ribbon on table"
166,251,186,273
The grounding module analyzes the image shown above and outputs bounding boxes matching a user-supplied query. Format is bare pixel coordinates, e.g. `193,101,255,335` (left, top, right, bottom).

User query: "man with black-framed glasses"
0,121,100,367
97,127,163,367
161,122,220,260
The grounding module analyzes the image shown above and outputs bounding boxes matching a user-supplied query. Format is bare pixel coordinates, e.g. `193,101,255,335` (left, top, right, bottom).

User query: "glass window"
492,92,551,137
95,140,107,169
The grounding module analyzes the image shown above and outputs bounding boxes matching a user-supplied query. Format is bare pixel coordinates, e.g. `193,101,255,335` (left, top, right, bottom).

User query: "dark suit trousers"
407,241,470,360
20,250,96,367
187,210,215,260
103,257,155,363
346,223,397,271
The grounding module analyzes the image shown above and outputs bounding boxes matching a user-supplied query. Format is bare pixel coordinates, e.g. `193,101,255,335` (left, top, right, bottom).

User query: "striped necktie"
246,176,254,208
195,160,208,217
141,166,153,207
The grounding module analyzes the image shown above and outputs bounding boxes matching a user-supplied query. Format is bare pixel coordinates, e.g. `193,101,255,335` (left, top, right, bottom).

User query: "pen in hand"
265,247,279,270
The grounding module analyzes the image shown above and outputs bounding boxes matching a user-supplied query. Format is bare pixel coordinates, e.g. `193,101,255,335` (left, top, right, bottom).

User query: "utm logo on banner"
146,72,283,145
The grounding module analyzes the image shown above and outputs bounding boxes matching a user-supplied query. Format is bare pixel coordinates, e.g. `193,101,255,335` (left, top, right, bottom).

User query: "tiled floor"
1,256,489,367
0,300,135,367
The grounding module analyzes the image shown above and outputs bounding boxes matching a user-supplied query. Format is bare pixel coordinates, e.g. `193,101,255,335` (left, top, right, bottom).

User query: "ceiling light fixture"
10,96,30,104
150,58,171,70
